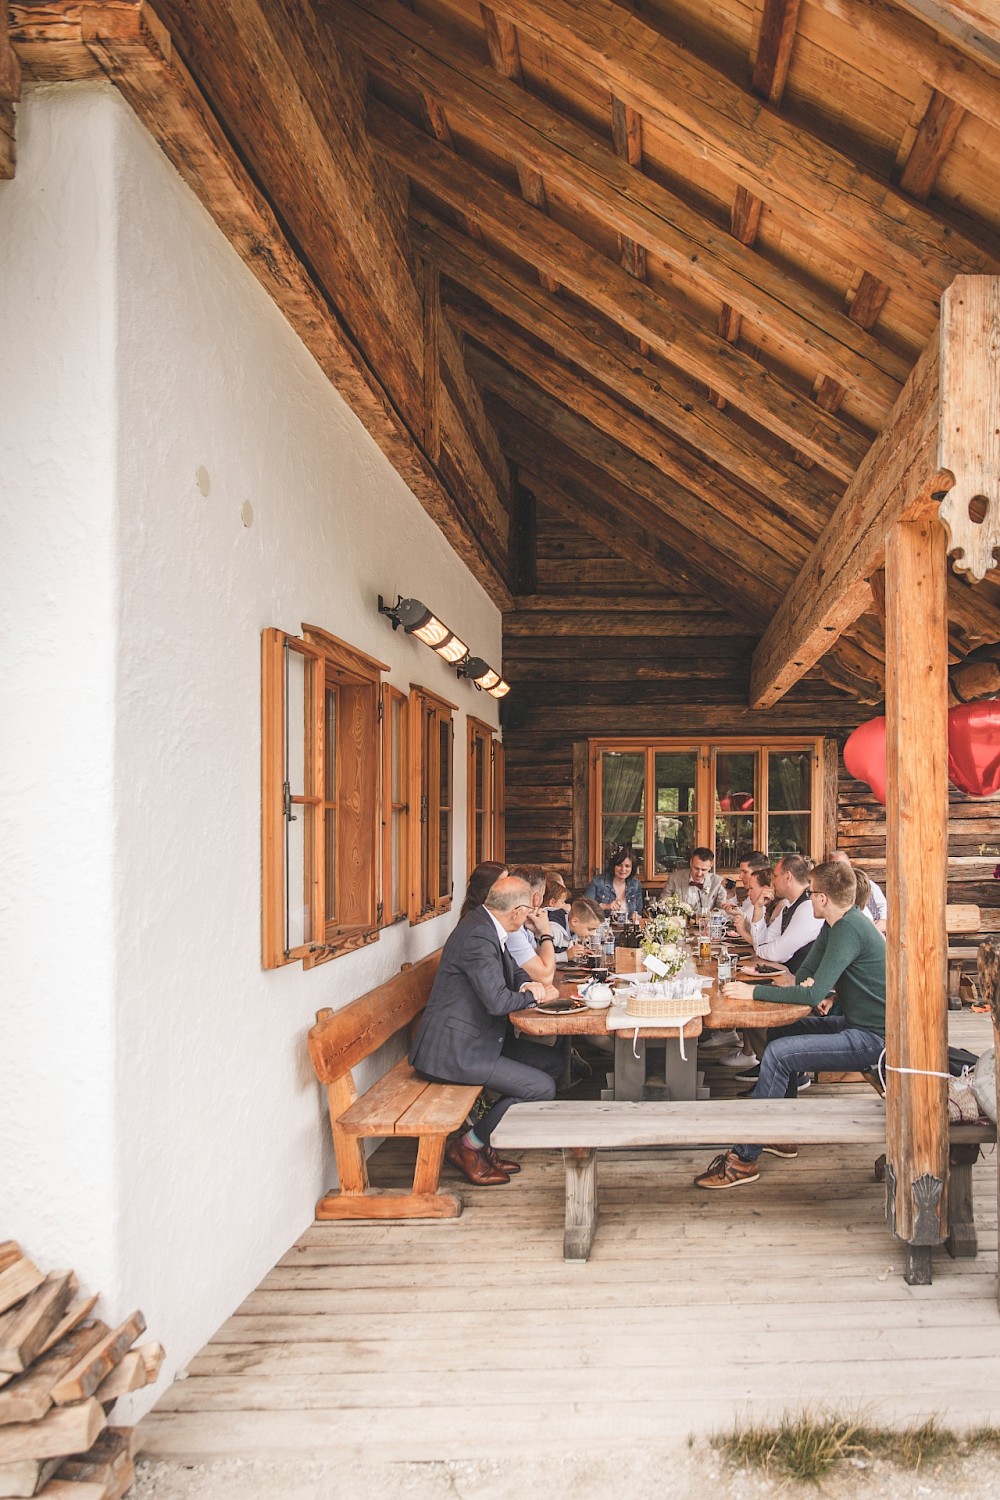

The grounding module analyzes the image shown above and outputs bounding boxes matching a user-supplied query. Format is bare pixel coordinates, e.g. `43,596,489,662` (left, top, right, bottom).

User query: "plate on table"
533,999,587,1014
737,963,787,979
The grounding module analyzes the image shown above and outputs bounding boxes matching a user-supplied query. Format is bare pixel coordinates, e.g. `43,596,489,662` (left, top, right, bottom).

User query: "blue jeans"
734,1016,885,1163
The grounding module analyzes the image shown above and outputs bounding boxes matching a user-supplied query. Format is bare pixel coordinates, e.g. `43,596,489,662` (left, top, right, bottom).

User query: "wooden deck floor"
138,1014,999,1462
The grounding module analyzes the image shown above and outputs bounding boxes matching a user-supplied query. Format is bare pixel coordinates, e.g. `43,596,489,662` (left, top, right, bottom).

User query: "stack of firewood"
0,1242,163,1499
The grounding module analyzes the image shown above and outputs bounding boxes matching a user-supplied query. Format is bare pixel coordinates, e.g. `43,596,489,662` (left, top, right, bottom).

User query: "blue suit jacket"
409,906,533,1084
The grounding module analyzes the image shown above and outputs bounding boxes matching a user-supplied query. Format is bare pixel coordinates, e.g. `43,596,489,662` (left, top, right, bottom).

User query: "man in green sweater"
695,859,886,1190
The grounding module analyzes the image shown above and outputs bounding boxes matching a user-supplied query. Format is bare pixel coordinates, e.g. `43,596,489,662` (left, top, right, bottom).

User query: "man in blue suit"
410,876,562,1186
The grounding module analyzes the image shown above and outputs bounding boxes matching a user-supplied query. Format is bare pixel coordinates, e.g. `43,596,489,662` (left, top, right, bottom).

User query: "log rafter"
1,0,20,177
481,0,998,301
339,0,908,413
368,98,873,479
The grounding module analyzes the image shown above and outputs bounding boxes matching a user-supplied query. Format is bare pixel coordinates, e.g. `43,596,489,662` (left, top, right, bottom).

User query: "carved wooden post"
1,0,22,178
883,277,1000,1283
884,516,949,1284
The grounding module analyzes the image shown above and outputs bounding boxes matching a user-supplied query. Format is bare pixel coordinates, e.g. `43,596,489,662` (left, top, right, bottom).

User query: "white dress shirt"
750,893,824,966
866,878,888,923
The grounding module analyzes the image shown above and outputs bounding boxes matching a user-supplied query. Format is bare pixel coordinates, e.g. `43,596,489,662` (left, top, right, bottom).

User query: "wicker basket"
626,989,711,1019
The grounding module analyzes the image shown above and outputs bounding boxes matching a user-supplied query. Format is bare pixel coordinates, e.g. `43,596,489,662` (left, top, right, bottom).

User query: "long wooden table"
510,962,812,1101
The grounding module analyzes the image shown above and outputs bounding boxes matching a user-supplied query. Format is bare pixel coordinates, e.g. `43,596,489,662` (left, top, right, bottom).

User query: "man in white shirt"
505,864,557,983
666,847,726,914
831,850,887,934
724,850,771,922
747,854,824,972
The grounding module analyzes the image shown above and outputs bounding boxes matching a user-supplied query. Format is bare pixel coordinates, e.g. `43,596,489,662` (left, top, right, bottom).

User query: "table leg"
664,1036,698,1101
613,1032,646,1101
945,1143,979,1258
563,1147,598,1262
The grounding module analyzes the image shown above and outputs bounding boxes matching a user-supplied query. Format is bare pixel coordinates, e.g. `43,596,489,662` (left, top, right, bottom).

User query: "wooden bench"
307,952,481,1221
946,903,982,1003
492,1098,995,1277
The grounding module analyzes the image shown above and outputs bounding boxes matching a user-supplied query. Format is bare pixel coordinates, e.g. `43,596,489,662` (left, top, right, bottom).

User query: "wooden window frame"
588,735,824,882
261,625,387,969
491,738,506,863
466,715,496,874
408,685,457,923
381,683,409,927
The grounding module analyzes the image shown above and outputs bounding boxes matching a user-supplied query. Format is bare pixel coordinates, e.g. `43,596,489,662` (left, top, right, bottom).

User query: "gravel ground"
132,1446,1000,1499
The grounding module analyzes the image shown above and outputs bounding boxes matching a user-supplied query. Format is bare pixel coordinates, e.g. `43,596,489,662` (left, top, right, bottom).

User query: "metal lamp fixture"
378,595,509,696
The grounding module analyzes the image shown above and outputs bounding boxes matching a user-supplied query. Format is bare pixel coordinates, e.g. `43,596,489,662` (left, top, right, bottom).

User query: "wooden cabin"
2,0,1000,1461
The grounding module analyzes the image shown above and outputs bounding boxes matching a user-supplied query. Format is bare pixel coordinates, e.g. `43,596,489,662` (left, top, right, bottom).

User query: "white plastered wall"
0,83,502,1414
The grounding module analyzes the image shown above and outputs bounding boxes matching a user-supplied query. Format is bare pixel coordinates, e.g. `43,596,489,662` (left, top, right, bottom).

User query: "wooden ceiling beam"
505,609,753,638
898,90,966,202
9,0,514,607
750,277,1000,707
456,300,822,568
713,0,801,396
371,100,871,478
810,0,1000,138
415,209,838,527
484,0,997,300
479,4,558,293
339,0,907,409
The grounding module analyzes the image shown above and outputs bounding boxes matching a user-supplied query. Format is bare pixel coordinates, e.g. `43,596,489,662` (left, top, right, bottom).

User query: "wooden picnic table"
510,962,812,1101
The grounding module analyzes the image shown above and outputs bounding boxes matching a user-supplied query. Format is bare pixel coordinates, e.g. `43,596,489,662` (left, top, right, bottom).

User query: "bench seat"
493,1098,995,1271
308,952,481,1222
337,1060,480,1138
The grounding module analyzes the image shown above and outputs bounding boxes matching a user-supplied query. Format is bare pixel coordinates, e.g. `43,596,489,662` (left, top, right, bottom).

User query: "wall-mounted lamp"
456,656,510,698
378,595,509,697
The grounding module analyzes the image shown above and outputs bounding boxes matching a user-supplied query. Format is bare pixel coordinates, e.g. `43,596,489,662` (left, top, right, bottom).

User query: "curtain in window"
601,753,645,850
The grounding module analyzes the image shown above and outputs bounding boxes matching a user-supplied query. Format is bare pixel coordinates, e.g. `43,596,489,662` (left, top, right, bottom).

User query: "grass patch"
715,1412,1000,1484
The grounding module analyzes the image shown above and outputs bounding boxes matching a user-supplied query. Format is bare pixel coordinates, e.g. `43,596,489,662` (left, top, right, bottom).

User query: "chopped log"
94,1342,164,1404
56,1427,132,1487
0,1275,76,1377
0,1265,43,1321
0,1401,105,1465
0,1254,20,1280
50,1315,145,1407
0,1455,60,1498
36,1302,99,1363
40,1470,134,1500
0,1324,109,1426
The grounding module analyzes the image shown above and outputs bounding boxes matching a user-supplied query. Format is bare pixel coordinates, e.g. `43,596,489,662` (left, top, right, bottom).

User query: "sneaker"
694,1150,760,1189
735,1064,760,1080
762,1143,798,1158
797,1073,812,1091
705,1048,758,1069
699,1030,740,1051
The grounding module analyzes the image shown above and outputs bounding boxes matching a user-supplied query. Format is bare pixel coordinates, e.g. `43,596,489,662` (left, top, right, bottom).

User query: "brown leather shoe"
445,1137,509,1186
484,1145,521,1175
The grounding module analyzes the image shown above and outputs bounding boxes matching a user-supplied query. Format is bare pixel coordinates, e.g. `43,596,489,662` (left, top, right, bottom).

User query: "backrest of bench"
946,904,981,935
307,950,442,1083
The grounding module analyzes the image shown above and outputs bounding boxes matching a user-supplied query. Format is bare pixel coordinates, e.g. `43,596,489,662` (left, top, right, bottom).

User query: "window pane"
768,813,810,860
715,815,756,870
475,810,486,866
474,738,485,810
715,751,756,813
285,646,306,796
603,816,644,868
391,808,405,914
600,751,644,862
439,809,450,894
324,688,337,803
287,804,309,948
768,750,812,811
324,807,336,923
654,813,696,872
391,697,404,801
439,719,451,806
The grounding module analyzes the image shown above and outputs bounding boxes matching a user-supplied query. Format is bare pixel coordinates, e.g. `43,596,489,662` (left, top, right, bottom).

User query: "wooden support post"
884,515,950,1271
562,1148,597,1262
0,0,20,178
945,1143,980,1258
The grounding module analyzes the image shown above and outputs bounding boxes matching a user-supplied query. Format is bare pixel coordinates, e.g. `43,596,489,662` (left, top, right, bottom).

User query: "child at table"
554,897,604,964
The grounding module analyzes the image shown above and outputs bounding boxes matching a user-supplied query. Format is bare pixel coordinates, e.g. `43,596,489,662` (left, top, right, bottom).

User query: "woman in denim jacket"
584,845,644,918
